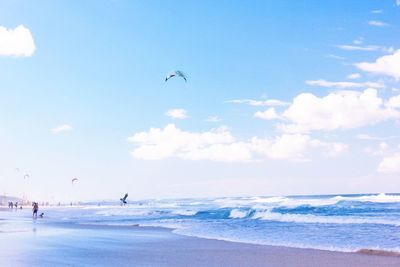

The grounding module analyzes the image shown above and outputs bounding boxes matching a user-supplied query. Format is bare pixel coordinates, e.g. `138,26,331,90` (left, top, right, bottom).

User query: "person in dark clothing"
32,202,39,218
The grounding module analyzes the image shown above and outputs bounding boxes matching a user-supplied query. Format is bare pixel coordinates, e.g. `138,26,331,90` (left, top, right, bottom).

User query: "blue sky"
1,0,400,202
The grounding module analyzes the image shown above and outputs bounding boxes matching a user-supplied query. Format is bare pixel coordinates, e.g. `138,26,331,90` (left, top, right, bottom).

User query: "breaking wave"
252,211,400,226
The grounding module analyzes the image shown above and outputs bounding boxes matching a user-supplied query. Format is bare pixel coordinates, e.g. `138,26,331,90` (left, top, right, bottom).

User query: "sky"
0,0,400,202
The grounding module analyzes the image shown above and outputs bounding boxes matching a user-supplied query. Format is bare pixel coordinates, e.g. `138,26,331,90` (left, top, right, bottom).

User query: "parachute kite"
71,178,79,184
165,70,187,82
120,193,128,205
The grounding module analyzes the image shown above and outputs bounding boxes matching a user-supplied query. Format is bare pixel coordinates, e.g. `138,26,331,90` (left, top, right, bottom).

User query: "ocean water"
24,193,400,253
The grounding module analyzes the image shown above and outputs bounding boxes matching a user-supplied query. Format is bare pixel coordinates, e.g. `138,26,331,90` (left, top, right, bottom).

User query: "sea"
14,193,400,253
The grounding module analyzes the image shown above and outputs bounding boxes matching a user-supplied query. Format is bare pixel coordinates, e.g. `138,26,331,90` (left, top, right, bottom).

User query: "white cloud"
364,142,389,157
305,79,383,89
227,99,289,107
0,25,35,57
205,116,221,122
165,108,188,119
357,134,385,141
181,142,253,162
278,89,400,133
358,133,400,141
378,153,400,173
371,10,382,14
353,38,364,45
127,124,346,162
380,142,389,150
51,124,73,134
368,20,388,27
386,94,400,108
128,124,237,161
325,54,345,60
356,50,400,80
347,73,361,80
322,142,348,157
251,135,346,160
336,45,393,53
397,0,400,6
254,108,279,120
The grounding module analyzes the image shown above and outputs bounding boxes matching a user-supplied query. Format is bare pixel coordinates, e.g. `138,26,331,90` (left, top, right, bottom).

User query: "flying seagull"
120,193,128,205
165,70,187,82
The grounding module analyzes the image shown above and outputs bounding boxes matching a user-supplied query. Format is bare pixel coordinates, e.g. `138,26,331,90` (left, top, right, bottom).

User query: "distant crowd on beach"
6,201,43,218
8,201,21,209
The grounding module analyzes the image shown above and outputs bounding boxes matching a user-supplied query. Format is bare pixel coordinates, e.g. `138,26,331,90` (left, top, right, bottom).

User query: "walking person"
32,202,39,219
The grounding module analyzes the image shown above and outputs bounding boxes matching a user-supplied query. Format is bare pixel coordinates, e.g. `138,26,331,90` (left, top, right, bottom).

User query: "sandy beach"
0,209,399,267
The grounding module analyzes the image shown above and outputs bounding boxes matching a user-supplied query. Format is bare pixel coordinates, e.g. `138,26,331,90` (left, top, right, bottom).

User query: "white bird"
165,70,187,82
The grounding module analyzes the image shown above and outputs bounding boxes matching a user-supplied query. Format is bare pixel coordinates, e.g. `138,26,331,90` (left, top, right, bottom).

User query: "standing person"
32,202,38,218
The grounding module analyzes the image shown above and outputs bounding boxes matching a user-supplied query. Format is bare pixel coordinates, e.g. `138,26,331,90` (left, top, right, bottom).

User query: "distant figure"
14,202,18,209
120,193,128,205
8,202,13,208
32,202,39,218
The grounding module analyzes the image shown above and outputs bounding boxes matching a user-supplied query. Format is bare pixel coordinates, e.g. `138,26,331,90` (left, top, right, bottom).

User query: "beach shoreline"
72,223,400,257
70,223,400,258
1,212,400,267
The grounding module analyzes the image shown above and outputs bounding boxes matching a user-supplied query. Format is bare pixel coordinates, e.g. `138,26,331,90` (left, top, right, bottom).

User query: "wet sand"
0,211,399,266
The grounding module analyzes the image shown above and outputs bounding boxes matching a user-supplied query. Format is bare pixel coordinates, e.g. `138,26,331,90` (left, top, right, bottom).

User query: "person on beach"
32,202,38,218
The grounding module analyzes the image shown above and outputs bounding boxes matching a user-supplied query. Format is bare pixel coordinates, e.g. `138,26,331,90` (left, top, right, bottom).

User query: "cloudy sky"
1,0,400,202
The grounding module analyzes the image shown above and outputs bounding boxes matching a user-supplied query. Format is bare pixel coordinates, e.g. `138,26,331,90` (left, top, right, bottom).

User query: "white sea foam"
252,211,400,226
95,209,156,217
170,226,378,253
250,193,400,210
171,209,197,216
333,193,400,203
172,227,400,253
250,196,289,203
213,198,253,208
229,209,249,218
216,195,346,210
